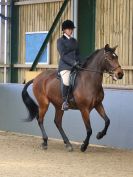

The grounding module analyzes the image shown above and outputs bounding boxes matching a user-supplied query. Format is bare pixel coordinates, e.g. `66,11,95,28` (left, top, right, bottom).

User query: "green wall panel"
78,0,96,59
11,1,19,83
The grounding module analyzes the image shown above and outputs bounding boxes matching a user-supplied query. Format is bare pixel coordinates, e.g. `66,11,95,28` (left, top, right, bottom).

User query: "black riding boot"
61,85,69,111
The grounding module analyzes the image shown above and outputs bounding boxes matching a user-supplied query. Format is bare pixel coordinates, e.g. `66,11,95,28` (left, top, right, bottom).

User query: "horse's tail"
22,79,39,122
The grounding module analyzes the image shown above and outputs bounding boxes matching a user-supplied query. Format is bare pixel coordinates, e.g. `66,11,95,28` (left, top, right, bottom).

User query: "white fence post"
0,0,10,83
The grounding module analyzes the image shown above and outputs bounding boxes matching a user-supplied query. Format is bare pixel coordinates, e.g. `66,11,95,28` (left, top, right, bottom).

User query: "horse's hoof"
42,143,48,150
96,132,103,140
66,144,73,152
80,144,87,152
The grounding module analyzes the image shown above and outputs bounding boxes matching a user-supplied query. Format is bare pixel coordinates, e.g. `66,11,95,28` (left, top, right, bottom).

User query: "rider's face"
63,28,74,37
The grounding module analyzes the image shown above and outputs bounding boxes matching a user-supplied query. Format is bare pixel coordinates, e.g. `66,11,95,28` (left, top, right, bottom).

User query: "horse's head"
103,44,124,81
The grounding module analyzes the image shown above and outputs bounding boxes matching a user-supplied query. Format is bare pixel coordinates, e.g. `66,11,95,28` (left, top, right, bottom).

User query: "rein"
78,66,104,74
78,52,121,75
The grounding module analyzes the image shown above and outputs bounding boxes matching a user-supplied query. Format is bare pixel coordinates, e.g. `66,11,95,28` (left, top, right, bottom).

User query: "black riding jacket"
57,35,80,72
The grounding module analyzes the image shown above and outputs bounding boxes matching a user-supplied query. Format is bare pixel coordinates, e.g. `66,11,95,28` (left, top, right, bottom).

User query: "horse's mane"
82,49,101,67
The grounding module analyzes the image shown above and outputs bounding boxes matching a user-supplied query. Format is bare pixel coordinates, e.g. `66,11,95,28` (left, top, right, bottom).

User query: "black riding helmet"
62,20,75,31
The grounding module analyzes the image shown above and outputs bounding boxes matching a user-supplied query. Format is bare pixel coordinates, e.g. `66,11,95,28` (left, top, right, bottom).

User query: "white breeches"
60,70,71,86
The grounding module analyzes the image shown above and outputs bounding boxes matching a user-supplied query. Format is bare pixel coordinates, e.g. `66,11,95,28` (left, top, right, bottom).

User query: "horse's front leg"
80,109,92,152
95,103,110,139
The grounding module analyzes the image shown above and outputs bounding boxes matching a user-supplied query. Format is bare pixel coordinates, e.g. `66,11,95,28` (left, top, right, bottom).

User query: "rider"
57,20,80,111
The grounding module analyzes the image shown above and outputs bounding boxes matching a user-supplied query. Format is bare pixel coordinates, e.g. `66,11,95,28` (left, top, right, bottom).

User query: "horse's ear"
104,44,110,51
112,45,118,51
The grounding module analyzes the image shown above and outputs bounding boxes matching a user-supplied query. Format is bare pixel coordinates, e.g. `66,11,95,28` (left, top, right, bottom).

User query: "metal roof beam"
14,0,63,6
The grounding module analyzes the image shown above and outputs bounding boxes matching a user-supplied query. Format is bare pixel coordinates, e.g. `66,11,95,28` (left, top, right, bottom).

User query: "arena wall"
0,83,133,149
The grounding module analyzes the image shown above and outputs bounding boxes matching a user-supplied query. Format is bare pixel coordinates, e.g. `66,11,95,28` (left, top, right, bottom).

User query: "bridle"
78,51,121,76
104,51,121,76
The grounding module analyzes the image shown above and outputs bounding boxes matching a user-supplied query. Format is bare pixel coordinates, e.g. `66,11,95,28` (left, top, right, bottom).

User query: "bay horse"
22,44,123,152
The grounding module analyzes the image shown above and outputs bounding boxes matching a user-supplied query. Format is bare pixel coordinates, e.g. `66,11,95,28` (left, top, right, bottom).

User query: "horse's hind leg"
37,103,49,149
95,103,110,139
54,108,73,152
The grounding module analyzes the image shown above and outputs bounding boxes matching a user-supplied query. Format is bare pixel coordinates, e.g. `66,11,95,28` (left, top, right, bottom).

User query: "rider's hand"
73,61,79,67
76,64,81,69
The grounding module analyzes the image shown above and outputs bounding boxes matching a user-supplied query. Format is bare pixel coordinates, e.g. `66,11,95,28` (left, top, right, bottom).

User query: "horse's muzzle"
112,69,124,81
117,72,124,79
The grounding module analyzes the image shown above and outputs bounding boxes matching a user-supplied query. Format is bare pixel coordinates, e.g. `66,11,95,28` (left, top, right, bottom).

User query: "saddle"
57,69,79,102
